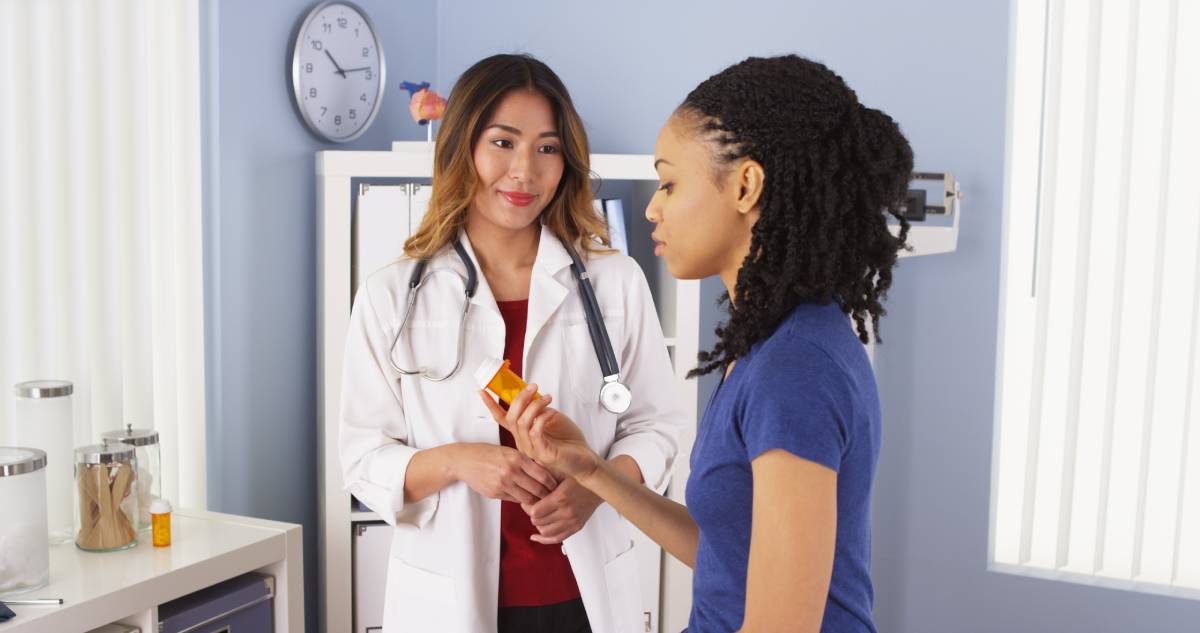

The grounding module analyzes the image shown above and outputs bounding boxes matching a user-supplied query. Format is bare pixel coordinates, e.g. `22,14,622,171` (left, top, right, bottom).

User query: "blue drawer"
158,572,274,633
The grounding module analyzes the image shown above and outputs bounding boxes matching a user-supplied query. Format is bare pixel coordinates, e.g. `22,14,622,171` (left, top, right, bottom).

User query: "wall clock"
290,1,385,142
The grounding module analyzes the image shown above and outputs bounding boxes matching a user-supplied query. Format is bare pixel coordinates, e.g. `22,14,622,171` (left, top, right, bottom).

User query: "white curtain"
0,0,206,510
993,0,1200,598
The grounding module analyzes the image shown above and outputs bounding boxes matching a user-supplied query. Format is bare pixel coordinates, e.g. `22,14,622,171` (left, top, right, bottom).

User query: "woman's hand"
478,385,601,481
522,477,603,544
449,443,558,504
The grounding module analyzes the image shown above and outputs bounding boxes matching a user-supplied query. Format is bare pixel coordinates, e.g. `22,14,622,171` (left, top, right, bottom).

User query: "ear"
735,159,765,215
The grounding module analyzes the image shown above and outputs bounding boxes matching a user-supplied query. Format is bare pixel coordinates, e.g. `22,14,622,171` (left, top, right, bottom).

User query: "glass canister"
101,425,160,532
0,447,50,597
73,443,138,552
13,380,74,545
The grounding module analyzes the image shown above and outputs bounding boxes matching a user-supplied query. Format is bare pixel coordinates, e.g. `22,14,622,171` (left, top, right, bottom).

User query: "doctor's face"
469,90,565,235
646,115,755,281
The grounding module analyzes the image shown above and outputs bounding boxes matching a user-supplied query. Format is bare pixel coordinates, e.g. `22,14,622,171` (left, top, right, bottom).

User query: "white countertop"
1,509,303,633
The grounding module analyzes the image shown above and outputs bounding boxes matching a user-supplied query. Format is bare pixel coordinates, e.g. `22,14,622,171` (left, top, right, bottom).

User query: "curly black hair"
679,55,914,378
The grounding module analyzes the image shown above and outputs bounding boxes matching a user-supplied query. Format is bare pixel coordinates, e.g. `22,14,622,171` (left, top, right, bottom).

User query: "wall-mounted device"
902,171,962,222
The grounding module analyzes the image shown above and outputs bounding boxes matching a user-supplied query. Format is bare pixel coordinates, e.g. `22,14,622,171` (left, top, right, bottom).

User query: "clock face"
291,1,385,142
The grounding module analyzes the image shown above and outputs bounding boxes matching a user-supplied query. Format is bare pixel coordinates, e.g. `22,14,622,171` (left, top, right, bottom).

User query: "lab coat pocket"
602,537,642,633
561,316,624,406
382,556,457,630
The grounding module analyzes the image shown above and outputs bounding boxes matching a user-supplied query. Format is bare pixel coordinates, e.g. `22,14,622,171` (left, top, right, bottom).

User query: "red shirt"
495,299,582,607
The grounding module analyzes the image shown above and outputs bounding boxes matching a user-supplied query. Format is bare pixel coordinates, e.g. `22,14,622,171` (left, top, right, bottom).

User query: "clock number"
305,62,313,73
349,109,357,120
354,28,359,37
360,93,367,102
321,106,328,117
362,47,369,58
365,68,373,80
311,39,323,51
322,23,331,33
338,17,348,28
334,115,343,126
309,88,317,98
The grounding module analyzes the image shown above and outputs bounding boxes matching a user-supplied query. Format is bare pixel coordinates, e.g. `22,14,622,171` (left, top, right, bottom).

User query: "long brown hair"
403,54,609,259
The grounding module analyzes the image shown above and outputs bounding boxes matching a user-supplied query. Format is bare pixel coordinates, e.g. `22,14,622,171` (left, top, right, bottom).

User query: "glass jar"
0,447,50,597
73,443,138,552
101,426,160,532
14,380,74,545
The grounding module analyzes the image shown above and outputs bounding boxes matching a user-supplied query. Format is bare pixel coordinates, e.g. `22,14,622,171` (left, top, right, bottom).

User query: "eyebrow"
485,123,560,139
654,158,673,169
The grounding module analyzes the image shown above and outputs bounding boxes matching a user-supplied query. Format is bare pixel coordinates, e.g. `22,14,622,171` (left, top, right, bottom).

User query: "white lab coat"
340,224,687,633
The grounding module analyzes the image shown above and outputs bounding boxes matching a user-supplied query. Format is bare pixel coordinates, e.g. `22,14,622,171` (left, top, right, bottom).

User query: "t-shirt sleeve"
737,339,849,472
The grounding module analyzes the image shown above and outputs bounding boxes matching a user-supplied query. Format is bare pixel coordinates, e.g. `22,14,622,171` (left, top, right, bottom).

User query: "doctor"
339,54,686,633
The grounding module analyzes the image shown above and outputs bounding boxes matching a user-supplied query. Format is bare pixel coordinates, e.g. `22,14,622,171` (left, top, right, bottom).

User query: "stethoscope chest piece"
599,378,632,414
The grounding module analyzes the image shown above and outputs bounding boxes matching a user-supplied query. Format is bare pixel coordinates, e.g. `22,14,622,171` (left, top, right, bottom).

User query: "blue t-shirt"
685,301,881,633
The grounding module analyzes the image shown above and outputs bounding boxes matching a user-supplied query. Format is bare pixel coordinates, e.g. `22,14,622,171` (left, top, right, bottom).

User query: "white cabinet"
0,510,303,633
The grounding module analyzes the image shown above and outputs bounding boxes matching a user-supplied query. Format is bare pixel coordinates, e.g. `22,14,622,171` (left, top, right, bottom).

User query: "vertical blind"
0,0,207,509
992,0,1200,598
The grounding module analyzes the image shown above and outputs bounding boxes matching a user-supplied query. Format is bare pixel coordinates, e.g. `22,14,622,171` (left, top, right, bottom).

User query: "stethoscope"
387,238,633,414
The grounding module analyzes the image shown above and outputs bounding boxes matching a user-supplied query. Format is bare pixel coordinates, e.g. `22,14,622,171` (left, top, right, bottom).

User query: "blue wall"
203,1,436,630
205,0,1200,631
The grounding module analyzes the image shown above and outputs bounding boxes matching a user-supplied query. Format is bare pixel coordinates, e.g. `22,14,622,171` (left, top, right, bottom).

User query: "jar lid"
75,443,135,465
0,446,47,476
101,425,160,447
14,380,74,398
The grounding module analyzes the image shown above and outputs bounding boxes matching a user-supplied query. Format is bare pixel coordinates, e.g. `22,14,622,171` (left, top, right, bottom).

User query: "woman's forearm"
606,454,644,484
402,444,461,503
578,458,699,568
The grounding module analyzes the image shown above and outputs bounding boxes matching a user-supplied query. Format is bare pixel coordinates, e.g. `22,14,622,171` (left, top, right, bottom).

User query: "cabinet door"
632,525,662,633
352,522,391,633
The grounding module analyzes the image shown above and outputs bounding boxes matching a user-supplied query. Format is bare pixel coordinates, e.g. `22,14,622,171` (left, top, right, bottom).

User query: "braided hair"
680,55,914,378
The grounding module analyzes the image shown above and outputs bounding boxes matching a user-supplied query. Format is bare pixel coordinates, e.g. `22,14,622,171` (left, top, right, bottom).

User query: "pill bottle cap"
474,357,506,390
150,498,173,515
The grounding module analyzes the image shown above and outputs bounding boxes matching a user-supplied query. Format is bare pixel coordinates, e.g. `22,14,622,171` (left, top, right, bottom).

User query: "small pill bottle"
474,358,540,406
150,498,172,548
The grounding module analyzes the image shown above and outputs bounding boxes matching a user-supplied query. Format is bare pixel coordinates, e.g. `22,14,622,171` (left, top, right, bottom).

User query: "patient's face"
646,115,755,281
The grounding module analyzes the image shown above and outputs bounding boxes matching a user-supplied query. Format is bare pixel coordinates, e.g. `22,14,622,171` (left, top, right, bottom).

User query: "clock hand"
324,49,347,78
342,66,372,74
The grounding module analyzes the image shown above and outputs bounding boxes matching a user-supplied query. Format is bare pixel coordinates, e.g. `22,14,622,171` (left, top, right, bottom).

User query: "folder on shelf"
594,198,629,255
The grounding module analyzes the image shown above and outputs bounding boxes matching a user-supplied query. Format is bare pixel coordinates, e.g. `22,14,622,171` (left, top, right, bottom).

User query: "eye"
538,144,560,155
490,138,513,149
657,182,673,194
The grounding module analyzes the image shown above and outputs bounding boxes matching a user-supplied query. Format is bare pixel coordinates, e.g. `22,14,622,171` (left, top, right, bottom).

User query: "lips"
500,191,536,207
652,237,665,256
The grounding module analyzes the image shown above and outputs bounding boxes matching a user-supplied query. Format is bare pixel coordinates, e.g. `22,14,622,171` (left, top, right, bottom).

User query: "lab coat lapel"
524,225,573,365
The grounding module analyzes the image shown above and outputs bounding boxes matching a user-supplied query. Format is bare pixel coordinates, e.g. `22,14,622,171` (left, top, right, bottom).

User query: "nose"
508,145,535,183
645,192,663,224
